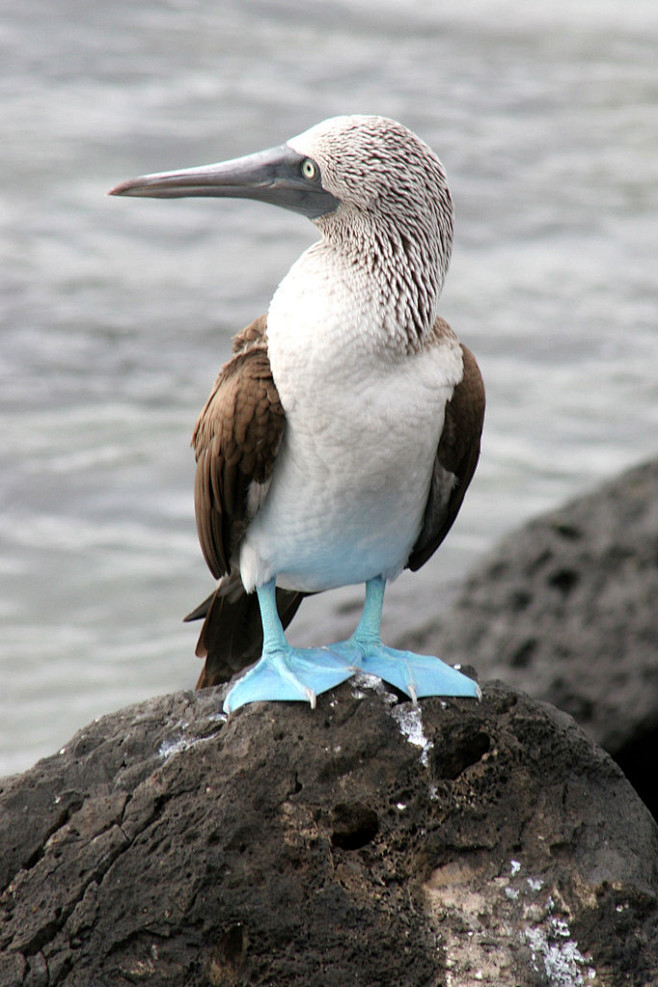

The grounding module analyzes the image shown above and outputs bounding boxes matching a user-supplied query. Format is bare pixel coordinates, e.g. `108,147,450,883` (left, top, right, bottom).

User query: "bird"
109,115,485,714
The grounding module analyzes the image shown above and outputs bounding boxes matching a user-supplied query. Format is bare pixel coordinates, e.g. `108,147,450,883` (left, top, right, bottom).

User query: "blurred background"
1,0,656,776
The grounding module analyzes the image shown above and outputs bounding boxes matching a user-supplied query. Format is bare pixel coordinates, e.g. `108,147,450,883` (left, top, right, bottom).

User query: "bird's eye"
301,158,317,181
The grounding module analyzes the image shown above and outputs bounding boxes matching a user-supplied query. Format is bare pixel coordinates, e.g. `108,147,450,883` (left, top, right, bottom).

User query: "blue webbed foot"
223,576,478,714
223,645,354,714
358,644,479,702
329,576,480,703
331,639,480,703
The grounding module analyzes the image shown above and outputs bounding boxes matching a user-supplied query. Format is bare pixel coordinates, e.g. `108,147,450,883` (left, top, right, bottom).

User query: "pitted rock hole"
331,801,379,850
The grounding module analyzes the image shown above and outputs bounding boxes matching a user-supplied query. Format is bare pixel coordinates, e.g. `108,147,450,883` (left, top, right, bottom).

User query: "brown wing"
187,314,306,687
407,342,485,571
231,312,268,354
191,317,285,580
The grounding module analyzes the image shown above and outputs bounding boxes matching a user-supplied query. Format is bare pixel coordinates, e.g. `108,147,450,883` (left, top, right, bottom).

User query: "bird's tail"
184,574,305,689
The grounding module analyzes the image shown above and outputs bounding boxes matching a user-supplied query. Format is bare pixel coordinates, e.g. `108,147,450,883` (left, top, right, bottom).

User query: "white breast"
238,244,463,593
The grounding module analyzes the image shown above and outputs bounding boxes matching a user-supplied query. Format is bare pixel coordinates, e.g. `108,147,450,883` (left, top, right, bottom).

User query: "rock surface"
1,679,657,986
412,458,658,818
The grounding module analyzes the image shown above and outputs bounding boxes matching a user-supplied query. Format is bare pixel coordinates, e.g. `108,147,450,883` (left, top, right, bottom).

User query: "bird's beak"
108,144,340,220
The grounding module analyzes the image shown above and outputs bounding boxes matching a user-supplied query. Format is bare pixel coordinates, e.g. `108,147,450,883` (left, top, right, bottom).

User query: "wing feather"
191,316,285,580
187,315,305,688
407,339,485,571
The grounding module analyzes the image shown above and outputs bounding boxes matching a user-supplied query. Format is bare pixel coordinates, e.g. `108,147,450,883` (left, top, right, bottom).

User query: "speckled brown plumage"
231,313,268,355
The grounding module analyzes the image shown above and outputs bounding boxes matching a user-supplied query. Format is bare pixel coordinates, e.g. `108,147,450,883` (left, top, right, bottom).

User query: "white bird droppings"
351,672,397,704
525,922,595,986
157,714,226,761
390,703,433,767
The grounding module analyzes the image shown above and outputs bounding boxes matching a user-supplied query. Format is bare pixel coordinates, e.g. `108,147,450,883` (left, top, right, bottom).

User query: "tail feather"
185,576,305,689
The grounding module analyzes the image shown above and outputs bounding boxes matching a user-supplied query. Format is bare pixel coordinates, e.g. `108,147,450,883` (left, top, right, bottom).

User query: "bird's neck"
318,210,448,352
266,219,447,399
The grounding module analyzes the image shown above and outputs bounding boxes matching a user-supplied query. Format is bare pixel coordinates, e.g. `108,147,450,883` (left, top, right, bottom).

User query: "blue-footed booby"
110,115,485,713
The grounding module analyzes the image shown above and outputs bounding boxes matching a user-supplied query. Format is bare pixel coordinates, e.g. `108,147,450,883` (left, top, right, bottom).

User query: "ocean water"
1,0,656,776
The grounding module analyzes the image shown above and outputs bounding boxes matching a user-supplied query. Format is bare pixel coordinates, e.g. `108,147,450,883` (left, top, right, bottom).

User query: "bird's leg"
335,576,481,703
223,578,355,713
351,575,388,646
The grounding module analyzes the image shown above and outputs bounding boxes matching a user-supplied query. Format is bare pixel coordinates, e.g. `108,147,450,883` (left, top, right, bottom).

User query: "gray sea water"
1,0,657,777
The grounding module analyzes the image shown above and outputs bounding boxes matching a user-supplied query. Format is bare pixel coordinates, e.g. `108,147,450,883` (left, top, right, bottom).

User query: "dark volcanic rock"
1,681,657,986
412,459,658,818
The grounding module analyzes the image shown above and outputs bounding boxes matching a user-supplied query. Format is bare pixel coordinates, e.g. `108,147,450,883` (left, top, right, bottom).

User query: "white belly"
239,346,459,593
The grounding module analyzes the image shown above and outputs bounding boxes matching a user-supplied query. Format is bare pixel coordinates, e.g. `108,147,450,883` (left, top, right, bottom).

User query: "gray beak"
108,144,339,220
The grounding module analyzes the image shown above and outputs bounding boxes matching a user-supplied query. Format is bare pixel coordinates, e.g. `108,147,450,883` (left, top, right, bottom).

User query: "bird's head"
288,115,452,246
110,115,454,333
111,115,451,252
